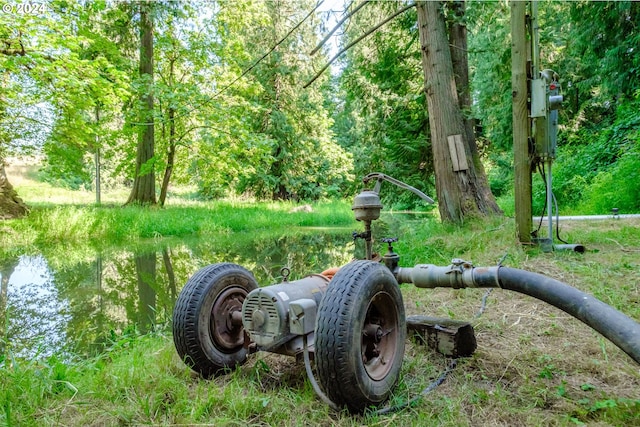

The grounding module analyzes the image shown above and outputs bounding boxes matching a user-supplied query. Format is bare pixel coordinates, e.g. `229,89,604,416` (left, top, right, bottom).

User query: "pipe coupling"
396,260,500,289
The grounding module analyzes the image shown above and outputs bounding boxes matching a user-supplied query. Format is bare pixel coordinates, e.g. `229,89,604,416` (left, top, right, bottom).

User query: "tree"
335,2,435,208
564,1,639,103
0,2,91,218
126,0,156,205
447,1,477,162
156,29,178,207
210,0,353,201
0,12,36,219
40,1,132,198
416,1,500,223
153,2,219,206
0,257,19,357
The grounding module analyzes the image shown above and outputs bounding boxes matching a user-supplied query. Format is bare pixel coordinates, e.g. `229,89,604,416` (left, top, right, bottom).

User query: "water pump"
172,173,640,414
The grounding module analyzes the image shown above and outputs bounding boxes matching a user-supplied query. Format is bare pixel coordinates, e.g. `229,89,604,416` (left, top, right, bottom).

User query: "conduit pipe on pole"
396,263,640,364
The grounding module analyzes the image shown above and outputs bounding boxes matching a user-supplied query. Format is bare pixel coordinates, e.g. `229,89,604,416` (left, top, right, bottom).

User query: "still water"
0,229,362,360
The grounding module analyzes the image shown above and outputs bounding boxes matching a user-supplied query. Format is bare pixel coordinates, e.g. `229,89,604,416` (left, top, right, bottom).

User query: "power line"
304,2,416,88
310,0,370,56
130,0,325,126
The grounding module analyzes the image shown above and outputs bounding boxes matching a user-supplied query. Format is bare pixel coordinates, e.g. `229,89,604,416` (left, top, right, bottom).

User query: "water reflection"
1,256,70,358
0,230,354,359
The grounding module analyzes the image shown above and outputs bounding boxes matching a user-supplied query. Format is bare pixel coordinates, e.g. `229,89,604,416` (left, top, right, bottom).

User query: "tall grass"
0,200,355,255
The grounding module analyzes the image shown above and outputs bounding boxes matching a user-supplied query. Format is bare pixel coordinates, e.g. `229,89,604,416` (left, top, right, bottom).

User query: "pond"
0,227,375,360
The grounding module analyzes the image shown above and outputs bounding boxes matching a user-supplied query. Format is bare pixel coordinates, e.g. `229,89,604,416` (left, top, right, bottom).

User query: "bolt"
252,309,266,329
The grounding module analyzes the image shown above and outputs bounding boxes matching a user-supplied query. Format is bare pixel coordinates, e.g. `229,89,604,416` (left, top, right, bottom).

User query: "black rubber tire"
315,260,406,413
172,263,258,378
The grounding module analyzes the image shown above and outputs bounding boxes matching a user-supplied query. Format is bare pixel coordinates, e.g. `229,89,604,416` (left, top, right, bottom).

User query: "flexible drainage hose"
497,267,640,364
397,263,640,364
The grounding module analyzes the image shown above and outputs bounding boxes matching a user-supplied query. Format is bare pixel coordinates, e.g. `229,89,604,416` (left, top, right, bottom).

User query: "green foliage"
209,0,354,201
580,143,640,214
486,152,513,199
39,144,92,190
335,3,434,208
541,94,640,214
564,1,639,102
468,1,513,153
0,200,355,254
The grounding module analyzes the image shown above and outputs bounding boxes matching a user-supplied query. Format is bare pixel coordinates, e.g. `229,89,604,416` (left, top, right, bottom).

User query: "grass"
1,163,356,256
1,164,639,426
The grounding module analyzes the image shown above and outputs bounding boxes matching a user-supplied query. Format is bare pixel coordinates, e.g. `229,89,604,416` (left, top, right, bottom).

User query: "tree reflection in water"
1,230,354,359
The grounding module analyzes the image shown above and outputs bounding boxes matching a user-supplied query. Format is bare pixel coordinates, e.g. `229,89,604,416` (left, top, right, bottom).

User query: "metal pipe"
396,263,640,364
534,214,640,221
553,243,585,253
532,1,540,76
363,172,435,205
364,221,373,260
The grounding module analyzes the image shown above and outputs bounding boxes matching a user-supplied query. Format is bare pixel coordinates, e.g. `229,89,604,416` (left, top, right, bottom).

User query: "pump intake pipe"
363,172,435,204
395,260,640,364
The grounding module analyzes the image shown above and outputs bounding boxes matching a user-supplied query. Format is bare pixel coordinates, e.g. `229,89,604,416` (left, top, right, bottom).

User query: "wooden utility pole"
511,1,532,243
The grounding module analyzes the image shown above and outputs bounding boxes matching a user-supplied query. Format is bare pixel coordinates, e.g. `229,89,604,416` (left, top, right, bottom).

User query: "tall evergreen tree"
416,1,500,222
335,2,434,208
211,0,352,201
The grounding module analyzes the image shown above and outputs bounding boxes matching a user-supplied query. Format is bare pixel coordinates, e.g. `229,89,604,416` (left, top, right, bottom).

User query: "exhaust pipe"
396,262,640,364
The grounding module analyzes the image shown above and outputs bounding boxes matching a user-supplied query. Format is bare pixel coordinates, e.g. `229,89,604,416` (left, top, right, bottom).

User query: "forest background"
1,0,638,217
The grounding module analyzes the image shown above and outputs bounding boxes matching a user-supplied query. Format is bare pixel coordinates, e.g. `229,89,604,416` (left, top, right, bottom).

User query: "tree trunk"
94,105,101,205
126,0,156,206
0,257,19,357
158,72,175,207
159,55,176,207
0,163,29,219
446,0,501,216
158,108,175,207
447,1,475,150
416,1,501,223
135,251,156,334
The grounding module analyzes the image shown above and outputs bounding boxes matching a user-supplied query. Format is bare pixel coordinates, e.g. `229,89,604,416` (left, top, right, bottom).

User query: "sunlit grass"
0,200,356,256
2,163,356,255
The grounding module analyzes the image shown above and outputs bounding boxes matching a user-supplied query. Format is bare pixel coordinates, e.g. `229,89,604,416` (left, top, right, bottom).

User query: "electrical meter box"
532,71,563,160
531,79,547,118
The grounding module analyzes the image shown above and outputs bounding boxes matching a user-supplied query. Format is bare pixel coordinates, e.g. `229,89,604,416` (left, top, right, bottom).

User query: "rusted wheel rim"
210,286,247,351
361,291,399,380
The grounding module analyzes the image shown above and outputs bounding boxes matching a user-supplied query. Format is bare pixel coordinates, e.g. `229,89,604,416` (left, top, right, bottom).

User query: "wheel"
315,260,406,412
172,263,258,378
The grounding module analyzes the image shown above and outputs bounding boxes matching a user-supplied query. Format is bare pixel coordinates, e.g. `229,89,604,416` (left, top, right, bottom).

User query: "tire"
315,260,406,412
172,263,258,378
